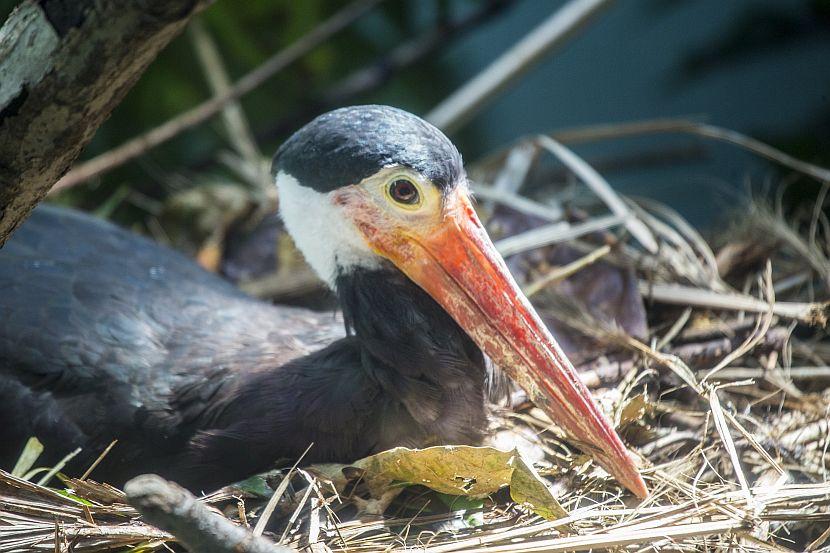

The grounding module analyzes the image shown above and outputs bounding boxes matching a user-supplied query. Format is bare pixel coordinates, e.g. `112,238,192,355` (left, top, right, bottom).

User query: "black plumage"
273,105,464,192
0,206,487,491
0,105,650,499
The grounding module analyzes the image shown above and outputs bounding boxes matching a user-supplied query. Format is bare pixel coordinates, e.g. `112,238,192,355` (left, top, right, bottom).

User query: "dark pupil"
390,179,418,204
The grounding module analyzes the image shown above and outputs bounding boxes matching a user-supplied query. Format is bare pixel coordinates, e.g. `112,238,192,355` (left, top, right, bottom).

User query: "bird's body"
0,106,646,498
0,206,486,490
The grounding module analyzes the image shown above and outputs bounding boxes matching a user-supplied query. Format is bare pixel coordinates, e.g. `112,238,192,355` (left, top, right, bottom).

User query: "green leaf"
12,437,43,478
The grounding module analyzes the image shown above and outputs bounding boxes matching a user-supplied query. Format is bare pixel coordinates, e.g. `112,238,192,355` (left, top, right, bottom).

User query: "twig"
634,197,721,286
549,118,830,183
639,281,829,326
125,474,294,553
709,390,754,509
495,213,623,257
673,326,789,369
253,443,314,537
535,135,659,253
426,0,613,133
472,183,563,222
524,244,611,297
577,327,789,388
50,0,383,194
323,0,516,106
425,520,748,553
656,307,692,350
703,366,830,381
188,18,263,181
278,473,316,544
80,439,118,481
491,141,538,194
702,263,775,383
255,0,520,147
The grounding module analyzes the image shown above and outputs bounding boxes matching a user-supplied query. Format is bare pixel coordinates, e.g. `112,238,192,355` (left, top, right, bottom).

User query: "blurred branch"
323,0,516,106
701,366,830,382
255,0,519,147
473,182,563,222
0,0,210,245
547,118,830,183
125,474,294,553
426,0,613,133
189,19,263,181
50,0,383,194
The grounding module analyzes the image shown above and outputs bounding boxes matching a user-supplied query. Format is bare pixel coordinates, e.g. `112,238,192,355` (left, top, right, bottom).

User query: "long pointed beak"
369,188,647,498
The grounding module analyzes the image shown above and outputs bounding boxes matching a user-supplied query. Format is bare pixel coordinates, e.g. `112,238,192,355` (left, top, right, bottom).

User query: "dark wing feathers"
0,206,487,491
0,206,342,478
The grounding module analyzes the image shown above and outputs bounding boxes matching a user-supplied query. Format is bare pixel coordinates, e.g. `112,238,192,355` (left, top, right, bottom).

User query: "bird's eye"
388,178,420,205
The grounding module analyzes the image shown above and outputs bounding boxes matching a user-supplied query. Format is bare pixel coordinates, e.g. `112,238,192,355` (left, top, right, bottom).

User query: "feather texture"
0,207,487,490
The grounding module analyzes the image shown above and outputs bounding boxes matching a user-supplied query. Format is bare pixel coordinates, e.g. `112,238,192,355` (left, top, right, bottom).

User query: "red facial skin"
335,183,648,499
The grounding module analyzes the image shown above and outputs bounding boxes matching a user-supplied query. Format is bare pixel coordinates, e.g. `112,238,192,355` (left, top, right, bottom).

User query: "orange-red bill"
363,187,648,498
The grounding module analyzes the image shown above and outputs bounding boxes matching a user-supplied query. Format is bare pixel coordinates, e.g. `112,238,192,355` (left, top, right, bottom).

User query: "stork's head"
273,105,647,499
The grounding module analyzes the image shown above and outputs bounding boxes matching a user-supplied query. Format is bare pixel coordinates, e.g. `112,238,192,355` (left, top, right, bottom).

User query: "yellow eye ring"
386,177,423,209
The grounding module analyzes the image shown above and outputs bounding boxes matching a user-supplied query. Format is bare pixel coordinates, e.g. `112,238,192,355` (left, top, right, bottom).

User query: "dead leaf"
618,393,650,427
315,445,567,521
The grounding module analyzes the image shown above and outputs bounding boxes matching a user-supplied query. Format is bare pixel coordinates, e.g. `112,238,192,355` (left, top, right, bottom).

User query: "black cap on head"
272,105,464,193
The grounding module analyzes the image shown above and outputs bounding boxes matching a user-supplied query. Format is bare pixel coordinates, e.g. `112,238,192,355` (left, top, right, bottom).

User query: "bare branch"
50,0,383,194
640,281,829,326
426,0,613,133
125,474,295,553
536,135,659,253
550,118,830,184
189,19,262,174
495,213,624,257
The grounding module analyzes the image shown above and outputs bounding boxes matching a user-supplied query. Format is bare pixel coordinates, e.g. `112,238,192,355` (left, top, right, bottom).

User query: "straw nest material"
2,130,829,553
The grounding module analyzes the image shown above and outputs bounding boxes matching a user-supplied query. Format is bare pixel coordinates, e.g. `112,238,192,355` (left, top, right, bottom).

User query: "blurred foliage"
1,0,828,234
1,0,496,231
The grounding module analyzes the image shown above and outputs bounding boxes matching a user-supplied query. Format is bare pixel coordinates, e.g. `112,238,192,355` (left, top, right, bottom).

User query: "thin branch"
495,213,624,257
705,366,830,381
472,182,563,222
426,0,613,133
50,0,383,194
125,474,295,553
323,0,516,106
524,244,611,297
255,0,519,147
640,281,829,326
549,118,830,183
702,263,775,383
536,134,659,253
253,443,313,536
80,439,118,481
188,18,262,176
476,117,830,187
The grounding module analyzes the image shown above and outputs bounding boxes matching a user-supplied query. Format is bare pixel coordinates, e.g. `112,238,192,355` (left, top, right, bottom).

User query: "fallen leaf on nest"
617,393,651,427
313,445,567,521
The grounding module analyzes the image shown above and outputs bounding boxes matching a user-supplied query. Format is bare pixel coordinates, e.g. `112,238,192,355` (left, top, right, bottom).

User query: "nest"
3,133,830,553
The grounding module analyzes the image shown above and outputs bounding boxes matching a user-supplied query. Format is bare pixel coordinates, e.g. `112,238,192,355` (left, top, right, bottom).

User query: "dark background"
2,0,828,229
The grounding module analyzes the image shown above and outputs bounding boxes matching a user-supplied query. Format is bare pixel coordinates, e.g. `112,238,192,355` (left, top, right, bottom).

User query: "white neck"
276,171,380,287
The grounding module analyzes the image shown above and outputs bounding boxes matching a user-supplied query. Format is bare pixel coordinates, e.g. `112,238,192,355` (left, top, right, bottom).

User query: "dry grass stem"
7,123,830,552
